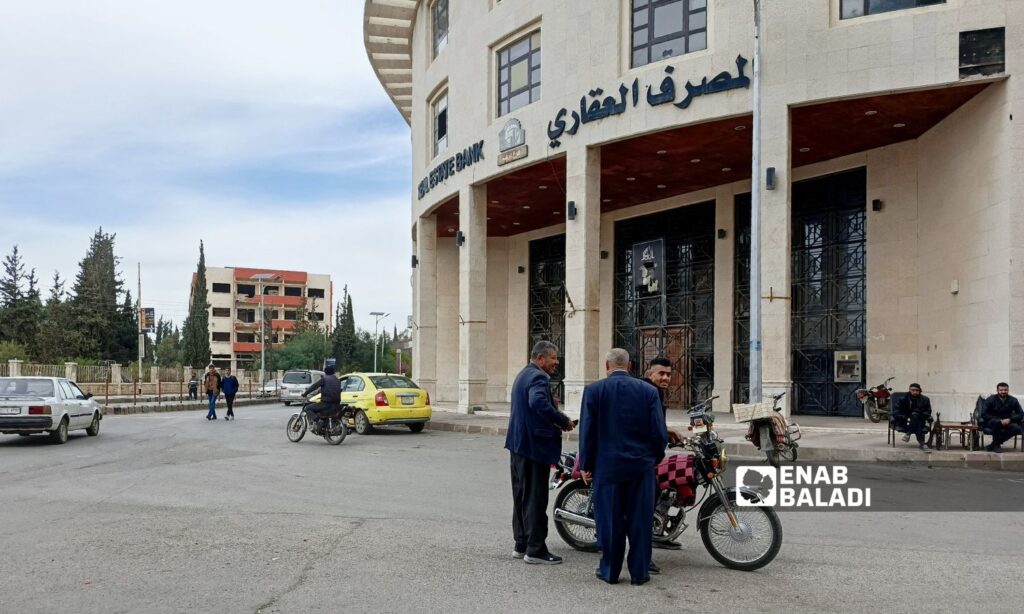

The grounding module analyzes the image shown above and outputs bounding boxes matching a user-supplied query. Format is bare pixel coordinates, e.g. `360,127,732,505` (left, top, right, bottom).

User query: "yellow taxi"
336,373,431,434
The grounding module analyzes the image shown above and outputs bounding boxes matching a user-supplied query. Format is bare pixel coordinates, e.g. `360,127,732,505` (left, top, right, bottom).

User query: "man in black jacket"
302,366,343,425
641,357,684,555
982,383,1024,453
893,383,931,449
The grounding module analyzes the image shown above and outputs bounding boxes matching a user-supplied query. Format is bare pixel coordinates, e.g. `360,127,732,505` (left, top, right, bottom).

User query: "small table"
939,424,981,451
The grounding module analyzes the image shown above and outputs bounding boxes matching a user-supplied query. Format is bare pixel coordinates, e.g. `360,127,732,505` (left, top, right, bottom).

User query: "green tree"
180,242,211,368
268,330,330,371
68,228,133,360
0,246,43,349
0,340,28,361
33,271,82,363
155,328,181,367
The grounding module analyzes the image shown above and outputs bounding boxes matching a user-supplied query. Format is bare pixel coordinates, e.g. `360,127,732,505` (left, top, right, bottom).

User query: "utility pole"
137,263,143,394
749,0,764,404
370,311,389,372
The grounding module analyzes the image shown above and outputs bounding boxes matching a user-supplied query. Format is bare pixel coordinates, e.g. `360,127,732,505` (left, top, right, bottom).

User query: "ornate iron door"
614,202,715,409
528,235,566,402
733,194,751,404
791,168,866,417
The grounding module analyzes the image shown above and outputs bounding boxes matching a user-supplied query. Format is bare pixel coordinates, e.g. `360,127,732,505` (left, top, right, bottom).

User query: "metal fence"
78,364,112,383
0,363,8,377
21,363,65,378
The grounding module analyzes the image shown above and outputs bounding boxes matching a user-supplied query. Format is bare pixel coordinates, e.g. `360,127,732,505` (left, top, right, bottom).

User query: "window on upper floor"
211,283,231,293
631,0,707,68
211,332,231,343
236,283,255,297
840,0,944,19
432,90,449,157
284,286,302,297
307,288,325,298
212,307,231,318
497,31,541,117
432,0,449,58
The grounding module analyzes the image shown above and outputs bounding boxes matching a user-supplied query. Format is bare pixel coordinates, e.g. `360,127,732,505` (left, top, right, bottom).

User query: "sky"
0,0,413,333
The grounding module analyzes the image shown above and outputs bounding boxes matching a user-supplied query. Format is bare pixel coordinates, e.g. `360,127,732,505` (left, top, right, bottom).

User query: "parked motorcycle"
286,402,353,445
856,376,894,423
743,392,801,468
550,397,783,572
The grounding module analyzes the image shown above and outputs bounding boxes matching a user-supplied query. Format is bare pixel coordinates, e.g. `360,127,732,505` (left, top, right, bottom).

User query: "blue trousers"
207,392,217,418
593,470,655,583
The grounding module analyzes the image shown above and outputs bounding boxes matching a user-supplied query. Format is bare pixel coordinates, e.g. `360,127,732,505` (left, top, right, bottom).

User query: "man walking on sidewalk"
505,341,575,565
204,365,221,420
222,368,239,420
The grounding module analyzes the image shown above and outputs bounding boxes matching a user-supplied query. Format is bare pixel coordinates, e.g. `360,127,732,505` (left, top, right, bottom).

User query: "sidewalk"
427,404,1024,472
102,397,276,415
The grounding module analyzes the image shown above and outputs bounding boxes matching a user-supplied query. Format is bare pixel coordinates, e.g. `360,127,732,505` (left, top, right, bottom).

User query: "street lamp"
749,0,764,404
250,273,279,390
370,311,389,373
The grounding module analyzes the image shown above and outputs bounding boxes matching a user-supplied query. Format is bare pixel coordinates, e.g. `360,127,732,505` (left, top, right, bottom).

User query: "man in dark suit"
580,348,668,585
505,340,574,564
982,382,1024,453
893,383,931,449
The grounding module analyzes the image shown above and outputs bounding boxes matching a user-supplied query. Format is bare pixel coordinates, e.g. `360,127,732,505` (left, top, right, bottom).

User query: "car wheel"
49,418,69,444
408,423,425,433
284,401,291,406
354,410,374,435
86,413,100,436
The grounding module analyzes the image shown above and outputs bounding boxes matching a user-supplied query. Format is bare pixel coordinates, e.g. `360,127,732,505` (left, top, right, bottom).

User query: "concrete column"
458,184,488,413
151,366,160,384
111,364,122,394
9,359,22,376
712,188,736,414
414,215,438,399
65,362,77,382
1007,8,1024,386
759,97,793,415
563,146,602,416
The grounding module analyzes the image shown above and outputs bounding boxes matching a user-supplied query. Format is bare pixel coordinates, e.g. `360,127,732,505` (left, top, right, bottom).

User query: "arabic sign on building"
633,239,664,299
546,55,750,149
497,118,528,166
417,140,485,200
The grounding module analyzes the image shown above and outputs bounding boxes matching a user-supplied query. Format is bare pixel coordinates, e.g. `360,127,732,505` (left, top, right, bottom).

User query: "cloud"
0,0,414,332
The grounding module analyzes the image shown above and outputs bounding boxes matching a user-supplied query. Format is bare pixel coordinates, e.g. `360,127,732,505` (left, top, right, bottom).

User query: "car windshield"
0,378,55,397
282,372,311,385
370,376,419,389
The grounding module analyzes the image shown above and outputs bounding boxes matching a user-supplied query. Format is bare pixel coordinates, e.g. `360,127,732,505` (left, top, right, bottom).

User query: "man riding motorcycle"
302,365,346,426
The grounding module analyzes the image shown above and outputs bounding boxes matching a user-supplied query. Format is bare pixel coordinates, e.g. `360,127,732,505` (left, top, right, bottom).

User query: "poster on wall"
632,239,665,298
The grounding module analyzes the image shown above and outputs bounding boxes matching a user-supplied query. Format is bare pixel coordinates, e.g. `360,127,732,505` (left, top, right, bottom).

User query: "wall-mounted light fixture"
717,229,727,239
766,167,777,191
517,266,525,274
600,250,609,260
567,200,577,220
411,255,419,268
455,230,465,246
872,199,884,212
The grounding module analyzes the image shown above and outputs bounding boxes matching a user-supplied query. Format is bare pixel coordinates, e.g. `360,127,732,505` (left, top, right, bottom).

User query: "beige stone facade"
365,0,1022,420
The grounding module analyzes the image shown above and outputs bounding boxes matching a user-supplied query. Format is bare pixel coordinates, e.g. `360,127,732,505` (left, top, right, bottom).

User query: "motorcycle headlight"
719,448,729,473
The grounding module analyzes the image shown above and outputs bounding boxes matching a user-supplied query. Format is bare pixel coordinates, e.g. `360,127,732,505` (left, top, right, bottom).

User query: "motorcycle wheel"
699,491,782,572
552,480,599,552
868,409,883,423
759,424,780,468
286,414,306,443
323,417,347,446
780,445,798,463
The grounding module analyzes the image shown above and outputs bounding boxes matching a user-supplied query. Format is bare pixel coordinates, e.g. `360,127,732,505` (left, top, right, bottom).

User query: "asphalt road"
1,403,1022,614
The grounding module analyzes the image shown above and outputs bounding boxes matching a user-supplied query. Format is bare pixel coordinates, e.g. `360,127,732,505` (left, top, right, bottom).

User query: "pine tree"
69,228,128,360
34,271,78,363
0,247,43,350
180,242,211,368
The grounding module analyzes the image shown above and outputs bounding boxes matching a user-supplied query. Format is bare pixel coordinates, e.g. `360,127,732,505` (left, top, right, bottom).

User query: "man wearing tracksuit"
579,348,668,585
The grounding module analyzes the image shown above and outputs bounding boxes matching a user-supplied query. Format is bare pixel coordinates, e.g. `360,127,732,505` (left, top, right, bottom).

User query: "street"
1,403,1022,614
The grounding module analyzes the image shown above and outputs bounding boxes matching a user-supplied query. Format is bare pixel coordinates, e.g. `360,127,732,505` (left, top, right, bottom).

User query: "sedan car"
280,370,325,406
0,377,103,444
259,379,281,398
305,373,431,434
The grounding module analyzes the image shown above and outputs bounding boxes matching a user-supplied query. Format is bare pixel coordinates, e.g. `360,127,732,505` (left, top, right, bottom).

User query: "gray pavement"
1,403,1022,613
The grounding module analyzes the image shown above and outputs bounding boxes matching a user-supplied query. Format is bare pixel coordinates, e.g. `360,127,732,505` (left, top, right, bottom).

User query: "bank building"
363,0,1021,421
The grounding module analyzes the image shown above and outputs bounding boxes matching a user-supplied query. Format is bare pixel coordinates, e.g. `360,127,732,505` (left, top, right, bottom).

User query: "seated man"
302,366,344,426
892,383,931,450
981,382,1024,453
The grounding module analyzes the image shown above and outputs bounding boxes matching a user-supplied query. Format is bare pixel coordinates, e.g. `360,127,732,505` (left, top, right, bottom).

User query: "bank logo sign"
736,466,872,508
497,118,528,166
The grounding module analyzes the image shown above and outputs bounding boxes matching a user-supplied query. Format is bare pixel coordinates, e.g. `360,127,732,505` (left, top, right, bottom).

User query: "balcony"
236,294,305,307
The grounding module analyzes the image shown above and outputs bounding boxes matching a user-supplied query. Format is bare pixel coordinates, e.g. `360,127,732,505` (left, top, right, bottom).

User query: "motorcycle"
744,392,801,468
856,376,894,423
550,397,783,572
286,400,353,446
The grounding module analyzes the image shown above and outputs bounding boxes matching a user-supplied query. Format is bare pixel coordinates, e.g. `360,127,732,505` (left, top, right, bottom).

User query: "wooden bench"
938,424,981,451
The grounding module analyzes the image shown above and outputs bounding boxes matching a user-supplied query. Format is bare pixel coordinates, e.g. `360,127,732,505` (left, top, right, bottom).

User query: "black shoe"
918,443,927,450
987,444,1003,453
595,568,617,584
630,577,650,586
523,552,562,565
648,561,661,575
653,539,682,550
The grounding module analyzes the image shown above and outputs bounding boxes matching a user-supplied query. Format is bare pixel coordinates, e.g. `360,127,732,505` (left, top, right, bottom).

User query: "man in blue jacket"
221,368,240,421
505,341,574,565
580,348,668,585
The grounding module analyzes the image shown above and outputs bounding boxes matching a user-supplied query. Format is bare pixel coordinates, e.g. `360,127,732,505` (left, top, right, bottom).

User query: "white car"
280,370,324,406
0,377,104,444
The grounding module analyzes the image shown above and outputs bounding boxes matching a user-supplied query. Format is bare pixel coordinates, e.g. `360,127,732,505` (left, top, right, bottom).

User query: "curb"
425,418,1024,473
103,399,272,415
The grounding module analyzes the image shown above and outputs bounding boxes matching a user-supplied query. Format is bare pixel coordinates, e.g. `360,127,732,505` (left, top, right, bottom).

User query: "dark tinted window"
370,376,419,389
284,286,302,296
283,372,312,384
307,288,325,298
212,283,231,293
236,284,256,297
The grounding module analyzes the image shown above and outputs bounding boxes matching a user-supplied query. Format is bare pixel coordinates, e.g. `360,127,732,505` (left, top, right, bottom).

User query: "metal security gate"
791,168,867,417
528,235,566,402
614,202,715,409
733,194,751,405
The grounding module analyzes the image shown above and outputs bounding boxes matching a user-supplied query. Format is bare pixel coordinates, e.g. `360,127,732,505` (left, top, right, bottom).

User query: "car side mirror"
83,392,94,400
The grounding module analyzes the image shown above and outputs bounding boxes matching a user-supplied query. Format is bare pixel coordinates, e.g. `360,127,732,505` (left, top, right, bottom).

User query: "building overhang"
363,0,419,125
